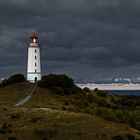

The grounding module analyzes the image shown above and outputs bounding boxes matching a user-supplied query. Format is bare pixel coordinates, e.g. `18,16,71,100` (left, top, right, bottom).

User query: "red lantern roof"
30,32,38,40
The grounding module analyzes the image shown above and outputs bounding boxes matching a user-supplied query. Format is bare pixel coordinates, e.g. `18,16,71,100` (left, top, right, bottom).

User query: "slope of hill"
0,107,140,140
0,83,32,107
0,82,140,140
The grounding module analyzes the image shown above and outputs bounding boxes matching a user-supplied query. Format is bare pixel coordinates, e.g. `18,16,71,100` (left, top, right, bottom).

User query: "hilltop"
0,74,140,140
0,82,140,140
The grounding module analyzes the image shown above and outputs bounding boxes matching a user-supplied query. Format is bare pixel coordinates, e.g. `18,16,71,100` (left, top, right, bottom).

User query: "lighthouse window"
35,56,37,59
35,49,37,53
35,63,37,66
35,70,37,73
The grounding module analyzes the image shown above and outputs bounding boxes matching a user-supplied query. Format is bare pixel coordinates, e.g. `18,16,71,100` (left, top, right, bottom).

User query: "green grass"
0,82,32,106
0,83,140,139
0,108,139,140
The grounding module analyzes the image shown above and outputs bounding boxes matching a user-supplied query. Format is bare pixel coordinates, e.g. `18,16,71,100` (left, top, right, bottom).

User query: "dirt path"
13,83,36,107
13,93,33,107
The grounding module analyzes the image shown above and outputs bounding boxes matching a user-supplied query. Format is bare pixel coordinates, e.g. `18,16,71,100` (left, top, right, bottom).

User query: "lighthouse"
27,33,41,82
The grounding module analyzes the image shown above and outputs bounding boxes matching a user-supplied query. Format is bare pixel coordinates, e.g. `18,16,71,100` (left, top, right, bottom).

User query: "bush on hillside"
7,74,26,84
94,88,99,92
83,87,90,93
112,133,135,140
38,74,82,95
96,108,118,122
95,90,108,97
38,74,75,89
112,135,125,140
114,97,137,109
0,79,8,87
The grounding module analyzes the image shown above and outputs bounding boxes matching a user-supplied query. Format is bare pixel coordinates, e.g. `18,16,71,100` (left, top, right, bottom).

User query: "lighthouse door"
35,77,37,83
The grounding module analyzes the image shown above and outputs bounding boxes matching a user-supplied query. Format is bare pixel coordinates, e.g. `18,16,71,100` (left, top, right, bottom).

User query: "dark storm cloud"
1,0,140,81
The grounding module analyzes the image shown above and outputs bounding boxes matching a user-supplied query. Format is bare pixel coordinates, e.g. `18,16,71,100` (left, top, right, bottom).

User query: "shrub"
128,114,140,130
7,74,26,84
112,135,125,140
86,93,95,103
114,97,137,109
8,137,16,140
0,79,8,87
11,113,21,119
94,88,98,92
83,107,94,114
0,123,13,134
69,86,82,94
96,108,118,122
51,87,64,95
28,117,40,123
38,74,74,89
42,137,49,140
34,128,57,138
0,83,4,88
115,110,130,123
96,90,108,98
83,87,90,93
97,98,108,107
126,133,135,140
112,134,135,140
38,74,82,95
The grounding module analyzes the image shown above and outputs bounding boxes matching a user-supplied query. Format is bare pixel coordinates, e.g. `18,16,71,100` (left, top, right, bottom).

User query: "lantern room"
30,32,38,43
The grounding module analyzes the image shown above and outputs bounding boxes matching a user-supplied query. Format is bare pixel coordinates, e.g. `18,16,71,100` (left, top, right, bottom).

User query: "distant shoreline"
77,83,140,90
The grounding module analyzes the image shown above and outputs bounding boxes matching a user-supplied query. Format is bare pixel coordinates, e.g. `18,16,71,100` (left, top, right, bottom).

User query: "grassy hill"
0,83,32,107
0,82,140,140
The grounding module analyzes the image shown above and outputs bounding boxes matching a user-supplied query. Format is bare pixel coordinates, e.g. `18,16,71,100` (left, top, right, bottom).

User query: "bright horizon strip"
77,83,140,90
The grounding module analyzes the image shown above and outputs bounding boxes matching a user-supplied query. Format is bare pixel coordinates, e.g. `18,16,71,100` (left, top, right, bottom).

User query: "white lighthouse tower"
27,33,41,82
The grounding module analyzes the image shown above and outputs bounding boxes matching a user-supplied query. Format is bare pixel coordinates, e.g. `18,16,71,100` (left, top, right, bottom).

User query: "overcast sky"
1,0,140,82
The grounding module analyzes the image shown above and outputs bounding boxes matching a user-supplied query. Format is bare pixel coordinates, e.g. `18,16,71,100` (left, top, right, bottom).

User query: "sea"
107,90,140,96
